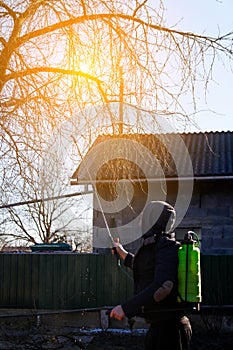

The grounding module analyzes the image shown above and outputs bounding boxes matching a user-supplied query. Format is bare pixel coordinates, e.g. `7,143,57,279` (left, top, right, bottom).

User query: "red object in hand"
110,305,125,321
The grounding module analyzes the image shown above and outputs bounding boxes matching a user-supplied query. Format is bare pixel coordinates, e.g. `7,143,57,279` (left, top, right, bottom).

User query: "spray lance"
72,136,132,275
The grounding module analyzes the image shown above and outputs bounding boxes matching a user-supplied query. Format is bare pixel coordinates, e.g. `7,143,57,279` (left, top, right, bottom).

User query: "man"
110,200,192,350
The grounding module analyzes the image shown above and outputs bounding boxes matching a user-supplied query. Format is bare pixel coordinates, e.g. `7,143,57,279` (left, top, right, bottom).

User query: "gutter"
70,176,233,185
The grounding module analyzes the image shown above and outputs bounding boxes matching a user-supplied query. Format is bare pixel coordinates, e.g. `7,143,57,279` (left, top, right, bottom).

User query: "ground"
87,330,233,350
0,323,233,349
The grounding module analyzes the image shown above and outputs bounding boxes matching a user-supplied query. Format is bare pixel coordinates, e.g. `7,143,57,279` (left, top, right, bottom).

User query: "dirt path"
0,323,232,349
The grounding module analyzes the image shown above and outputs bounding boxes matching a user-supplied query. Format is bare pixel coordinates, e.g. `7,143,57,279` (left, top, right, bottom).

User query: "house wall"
180,179,233,255
93,179,233,255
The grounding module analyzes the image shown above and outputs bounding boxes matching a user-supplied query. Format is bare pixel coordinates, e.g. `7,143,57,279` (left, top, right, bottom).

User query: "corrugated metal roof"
181,131,233,176
71,131,233,183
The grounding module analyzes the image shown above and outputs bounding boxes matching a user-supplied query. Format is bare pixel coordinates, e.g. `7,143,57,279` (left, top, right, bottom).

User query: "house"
71,131,233,255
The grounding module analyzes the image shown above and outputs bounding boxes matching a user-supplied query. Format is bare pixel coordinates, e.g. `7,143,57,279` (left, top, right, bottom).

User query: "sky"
156,0,233,132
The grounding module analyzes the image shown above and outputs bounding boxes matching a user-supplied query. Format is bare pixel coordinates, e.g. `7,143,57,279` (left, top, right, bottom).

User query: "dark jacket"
121,234,183,322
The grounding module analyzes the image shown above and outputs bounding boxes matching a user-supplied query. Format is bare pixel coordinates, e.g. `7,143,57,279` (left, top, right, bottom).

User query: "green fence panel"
0,254,133,309
201,255,233,305
0,254,232,309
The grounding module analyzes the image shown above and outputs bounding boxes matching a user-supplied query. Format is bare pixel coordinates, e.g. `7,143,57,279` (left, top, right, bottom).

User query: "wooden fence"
0,253,232,309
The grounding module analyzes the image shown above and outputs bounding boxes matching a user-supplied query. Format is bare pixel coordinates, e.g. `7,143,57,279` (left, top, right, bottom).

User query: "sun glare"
79,55,100,76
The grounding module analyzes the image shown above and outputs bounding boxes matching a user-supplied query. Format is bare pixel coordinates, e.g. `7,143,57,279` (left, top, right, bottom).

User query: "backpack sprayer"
177,231,202,311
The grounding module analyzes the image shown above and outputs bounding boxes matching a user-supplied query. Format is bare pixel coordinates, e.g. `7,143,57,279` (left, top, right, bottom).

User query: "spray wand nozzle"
184,231,200,247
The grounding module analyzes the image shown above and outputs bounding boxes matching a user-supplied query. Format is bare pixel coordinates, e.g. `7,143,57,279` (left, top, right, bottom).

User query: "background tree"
0,144,93,248
0,0,232,246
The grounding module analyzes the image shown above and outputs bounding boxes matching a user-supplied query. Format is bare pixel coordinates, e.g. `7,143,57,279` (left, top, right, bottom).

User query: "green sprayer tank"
178,231,202,306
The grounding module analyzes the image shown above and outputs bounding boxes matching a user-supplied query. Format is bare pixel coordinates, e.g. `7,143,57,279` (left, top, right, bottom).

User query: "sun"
78,54,100,76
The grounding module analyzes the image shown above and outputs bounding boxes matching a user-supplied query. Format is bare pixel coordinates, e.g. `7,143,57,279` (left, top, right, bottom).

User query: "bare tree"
1,1,232,131
0,0,232,245
0,148,93,248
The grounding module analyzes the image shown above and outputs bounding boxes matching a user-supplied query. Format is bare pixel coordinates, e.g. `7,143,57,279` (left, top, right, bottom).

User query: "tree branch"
133,0,148,17
4,66,108,102
0,1,16,21
5,66,102,83
16,12,233,56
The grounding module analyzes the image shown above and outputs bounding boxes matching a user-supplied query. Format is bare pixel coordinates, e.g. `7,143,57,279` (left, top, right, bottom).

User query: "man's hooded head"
141,201,176,238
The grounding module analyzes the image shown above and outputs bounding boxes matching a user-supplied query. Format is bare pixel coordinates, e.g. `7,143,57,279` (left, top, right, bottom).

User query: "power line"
0,190,93,209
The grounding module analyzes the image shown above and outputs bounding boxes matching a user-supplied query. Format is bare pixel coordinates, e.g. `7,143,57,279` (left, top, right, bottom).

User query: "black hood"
141,201,176,239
